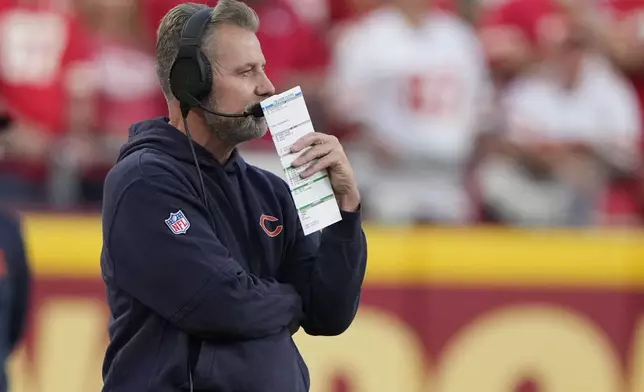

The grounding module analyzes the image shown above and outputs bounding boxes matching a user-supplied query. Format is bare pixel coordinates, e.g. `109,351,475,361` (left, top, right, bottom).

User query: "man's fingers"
291,144,334,167
290,133,320,153
300,153,339,178
290,133,338,153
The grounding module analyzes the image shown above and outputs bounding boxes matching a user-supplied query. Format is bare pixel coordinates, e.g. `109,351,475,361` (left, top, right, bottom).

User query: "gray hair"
155,0,260,100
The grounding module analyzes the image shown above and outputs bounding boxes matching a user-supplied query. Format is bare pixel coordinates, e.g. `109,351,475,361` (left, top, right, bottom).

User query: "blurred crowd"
0,0,643,227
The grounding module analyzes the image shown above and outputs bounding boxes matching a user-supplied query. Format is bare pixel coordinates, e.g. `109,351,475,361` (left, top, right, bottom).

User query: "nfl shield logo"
165,210,190,234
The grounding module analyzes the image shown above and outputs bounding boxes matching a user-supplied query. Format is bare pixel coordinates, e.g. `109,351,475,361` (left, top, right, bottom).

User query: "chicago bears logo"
259,214,283,238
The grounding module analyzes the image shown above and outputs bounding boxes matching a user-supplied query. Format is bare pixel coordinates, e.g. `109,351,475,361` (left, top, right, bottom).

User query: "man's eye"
240,69,252,75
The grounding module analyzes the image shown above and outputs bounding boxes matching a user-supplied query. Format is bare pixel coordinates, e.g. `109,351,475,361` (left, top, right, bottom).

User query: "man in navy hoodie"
100,1,367,391
0,210,30,392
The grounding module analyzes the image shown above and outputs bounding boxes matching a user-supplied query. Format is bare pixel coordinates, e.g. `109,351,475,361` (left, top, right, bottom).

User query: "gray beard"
203,96,268,146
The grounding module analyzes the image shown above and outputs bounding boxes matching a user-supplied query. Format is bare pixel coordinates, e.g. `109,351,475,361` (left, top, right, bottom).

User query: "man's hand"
290,133,361,212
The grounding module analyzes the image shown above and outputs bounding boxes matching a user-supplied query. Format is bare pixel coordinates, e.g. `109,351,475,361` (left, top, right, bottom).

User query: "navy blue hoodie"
100,118,367,392
0,211,30,392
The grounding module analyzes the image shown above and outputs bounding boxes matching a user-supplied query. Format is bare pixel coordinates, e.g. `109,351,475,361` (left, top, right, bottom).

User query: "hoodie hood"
119,117,246,173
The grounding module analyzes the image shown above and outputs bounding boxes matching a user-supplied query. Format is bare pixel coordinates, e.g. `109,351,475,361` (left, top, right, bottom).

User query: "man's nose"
256,74,276,98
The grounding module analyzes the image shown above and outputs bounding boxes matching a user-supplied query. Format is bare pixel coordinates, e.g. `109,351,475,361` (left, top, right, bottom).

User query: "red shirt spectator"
0,2,92,136
85,0,166,146
250,0,329,88
93,39,165,136
478,0,567,79
0,1,94,187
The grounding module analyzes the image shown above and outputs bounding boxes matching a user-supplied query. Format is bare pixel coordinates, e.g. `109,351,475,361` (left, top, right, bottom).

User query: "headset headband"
179,8,213,48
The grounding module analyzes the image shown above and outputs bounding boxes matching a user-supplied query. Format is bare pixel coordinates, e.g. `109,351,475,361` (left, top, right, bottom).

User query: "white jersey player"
327,1,491,224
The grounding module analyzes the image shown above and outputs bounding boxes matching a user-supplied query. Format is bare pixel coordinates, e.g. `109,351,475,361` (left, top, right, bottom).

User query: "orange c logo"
259,214,283,238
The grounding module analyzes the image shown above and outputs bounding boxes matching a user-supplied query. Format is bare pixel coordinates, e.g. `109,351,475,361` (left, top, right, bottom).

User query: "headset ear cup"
170,58,199,104
169,7,215,107
195,51,213,102
169,58,188,102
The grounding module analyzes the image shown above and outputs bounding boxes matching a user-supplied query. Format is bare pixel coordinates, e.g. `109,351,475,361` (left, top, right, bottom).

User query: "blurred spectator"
79,0,166,201
478,0,551,86
0,0,95,206
477,0,640,226
553,0,644,224
244,0,331,153
326,0,491,224
84,0,164,148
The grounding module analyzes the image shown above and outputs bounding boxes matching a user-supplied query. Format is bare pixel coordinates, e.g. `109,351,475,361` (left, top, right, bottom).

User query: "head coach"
99,1,367,391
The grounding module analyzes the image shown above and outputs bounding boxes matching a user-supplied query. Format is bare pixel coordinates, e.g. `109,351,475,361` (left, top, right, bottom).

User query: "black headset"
169,7,215,111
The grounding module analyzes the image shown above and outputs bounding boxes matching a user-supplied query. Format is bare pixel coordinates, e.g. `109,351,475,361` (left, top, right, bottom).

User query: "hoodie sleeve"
0,212,31,352
279,207,367,336
104,174,303,340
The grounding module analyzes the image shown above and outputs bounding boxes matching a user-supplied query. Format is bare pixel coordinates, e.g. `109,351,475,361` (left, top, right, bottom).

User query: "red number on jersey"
405,71,461,117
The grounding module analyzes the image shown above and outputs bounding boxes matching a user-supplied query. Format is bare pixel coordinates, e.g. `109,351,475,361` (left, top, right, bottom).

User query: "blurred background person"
478,0,542,90
553,0,644,225
0,0,96,208
0,208,30,392
476,0,640,227
77,0,166,203
326,0,492,224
